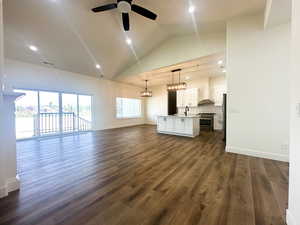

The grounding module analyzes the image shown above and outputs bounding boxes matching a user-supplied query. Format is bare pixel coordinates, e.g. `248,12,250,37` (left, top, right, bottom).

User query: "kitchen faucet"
184,106,189,116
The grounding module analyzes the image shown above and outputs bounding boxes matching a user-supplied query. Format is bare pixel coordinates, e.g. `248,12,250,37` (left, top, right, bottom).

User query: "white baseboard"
0,186,8,198
98,122,145,131
226,146,289,162
0,175,20,199
286,209,296,225
144,121,157,125
6,175,20,193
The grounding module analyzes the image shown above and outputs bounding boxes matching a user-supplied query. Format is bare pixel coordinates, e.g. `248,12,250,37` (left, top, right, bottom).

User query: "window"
14,89,38,139
14,89,93,139
116,97,142,118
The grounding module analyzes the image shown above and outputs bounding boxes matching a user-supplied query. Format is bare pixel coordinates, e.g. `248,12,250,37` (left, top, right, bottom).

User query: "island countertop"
158,115,201,118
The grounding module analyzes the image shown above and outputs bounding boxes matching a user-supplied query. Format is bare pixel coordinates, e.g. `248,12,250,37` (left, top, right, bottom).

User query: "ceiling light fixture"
218,60,223,65
126,38,132,45
28,45,38,52
186,76,190,80
222,69,227,73
167,69,187,91
141,80,152,97
188,5,195,13
96,64,101,69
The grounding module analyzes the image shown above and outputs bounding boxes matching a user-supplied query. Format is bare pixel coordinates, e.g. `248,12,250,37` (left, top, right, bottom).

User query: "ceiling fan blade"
131,4,157,20
122,13,130,31
92,3,117,12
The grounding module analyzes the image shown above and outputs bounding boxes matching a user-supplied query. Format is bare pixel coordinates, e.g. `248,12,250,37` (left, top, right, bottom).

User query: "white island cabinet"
157,115,200,138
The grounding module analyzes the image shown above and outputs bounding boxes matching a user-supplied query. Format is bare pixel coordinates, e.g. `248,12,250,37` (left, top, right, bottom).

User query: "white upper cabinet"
177,88,199,107
176,90,185,107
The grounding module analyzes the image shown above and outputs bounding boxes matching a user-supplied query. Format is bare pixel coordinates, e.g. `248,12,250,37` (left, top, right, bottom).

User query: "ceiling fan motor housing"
117,0,132,13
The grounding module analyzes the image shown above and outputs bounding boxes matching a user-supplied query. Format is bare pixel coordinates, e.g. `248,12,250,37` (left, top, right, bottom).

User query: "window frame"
14,87,93,140
116,97,142,119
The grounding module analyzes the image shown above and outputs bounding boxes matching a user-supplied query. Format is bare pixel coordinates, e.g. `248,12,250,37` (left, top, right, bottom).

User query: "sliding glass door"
78,95,92,131
39,91,60,135
14,89,92,139
15,90,38,139
62,93,78,133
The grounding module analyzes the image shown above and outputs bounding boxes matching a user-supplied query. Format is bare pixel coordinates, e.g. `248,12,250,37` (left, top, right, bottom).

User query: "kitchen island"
157,115,200,138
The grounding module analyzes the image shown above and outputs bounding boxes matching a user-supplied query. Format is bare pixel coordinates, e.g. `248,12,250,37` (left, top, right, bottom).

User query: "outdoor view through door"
14,89,92,139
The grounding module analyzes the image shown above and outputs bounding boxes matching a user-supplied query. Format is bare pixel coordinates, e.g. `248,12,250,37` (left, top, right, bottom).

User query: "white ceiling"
117,53,225,87
3,0,266,79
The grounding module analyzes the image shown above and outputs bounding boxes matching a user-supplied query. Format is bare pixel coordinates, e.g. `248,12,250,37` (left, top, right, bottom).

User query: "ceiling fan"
91,0,157,31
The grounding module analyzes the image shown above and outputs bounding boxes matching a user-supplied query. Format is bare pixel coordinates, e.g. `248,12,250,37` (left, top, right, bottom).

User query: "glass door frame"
14,87,93,140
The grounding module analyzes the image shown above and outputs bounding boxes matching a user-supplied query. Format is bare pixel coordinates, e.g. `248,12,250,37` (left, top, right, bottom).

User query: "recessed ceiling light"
96,64,101,69
29,45,38,52
126,38,132,45
218,60,223,65
188,5,195,13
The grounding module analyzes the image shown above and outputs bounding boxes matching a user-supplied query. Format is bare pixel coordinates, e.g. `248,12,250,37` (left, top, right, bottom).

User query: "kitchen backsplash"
178,105,224,130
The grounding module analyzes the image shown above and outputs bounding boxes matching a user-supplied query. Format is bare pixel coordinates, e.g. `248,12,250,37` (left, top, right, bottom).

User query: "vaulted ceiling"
3,0,266,79
117,53,225,87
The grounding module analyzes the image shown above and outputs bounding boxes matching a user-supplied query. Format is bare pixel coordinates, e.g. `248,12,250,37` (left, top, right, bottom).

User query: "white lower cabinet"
166,117,174,132
184,118,193,134
157,116,200,137
175,117,185,134
157,117,167,131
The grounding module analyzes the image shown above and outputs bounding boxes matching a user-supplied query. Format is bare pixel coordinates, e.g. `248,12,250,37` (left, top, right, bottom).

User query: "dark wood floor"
0,125,288,225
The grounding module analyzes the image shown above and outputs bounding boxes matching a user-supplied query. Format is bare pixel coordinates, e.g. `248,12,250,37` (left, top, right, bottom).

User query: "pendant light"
141,80,152,97
167,69,187,91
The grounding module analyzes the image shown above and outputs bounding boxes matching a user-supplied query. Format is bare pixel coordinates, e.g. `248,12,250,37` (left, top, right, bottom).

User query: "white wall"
287,0,300,224
118,32,226,79
146,75,226,130
0,0,6,197
145,85,168,124
226,13,290,162
4,59,146,131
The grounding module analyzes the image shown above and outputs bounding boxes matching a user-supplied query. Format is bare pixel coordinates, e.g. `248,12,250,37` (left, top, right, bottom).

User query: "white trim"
6,175,20,193
0,175,20,199
286,209,297,225
144,121,156,125
99,123,146,131
226,146,289,162
0,186,8,198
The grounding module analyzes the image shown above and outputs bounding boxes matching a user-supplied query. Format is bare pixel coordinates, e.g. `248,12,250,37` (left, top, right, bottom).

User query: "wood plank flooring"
0,125,289,225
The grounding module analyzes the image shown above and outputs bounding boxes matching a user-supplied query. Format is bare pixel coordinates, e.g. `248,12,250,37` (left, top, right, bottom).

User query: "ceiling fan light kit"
92,0,157,31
